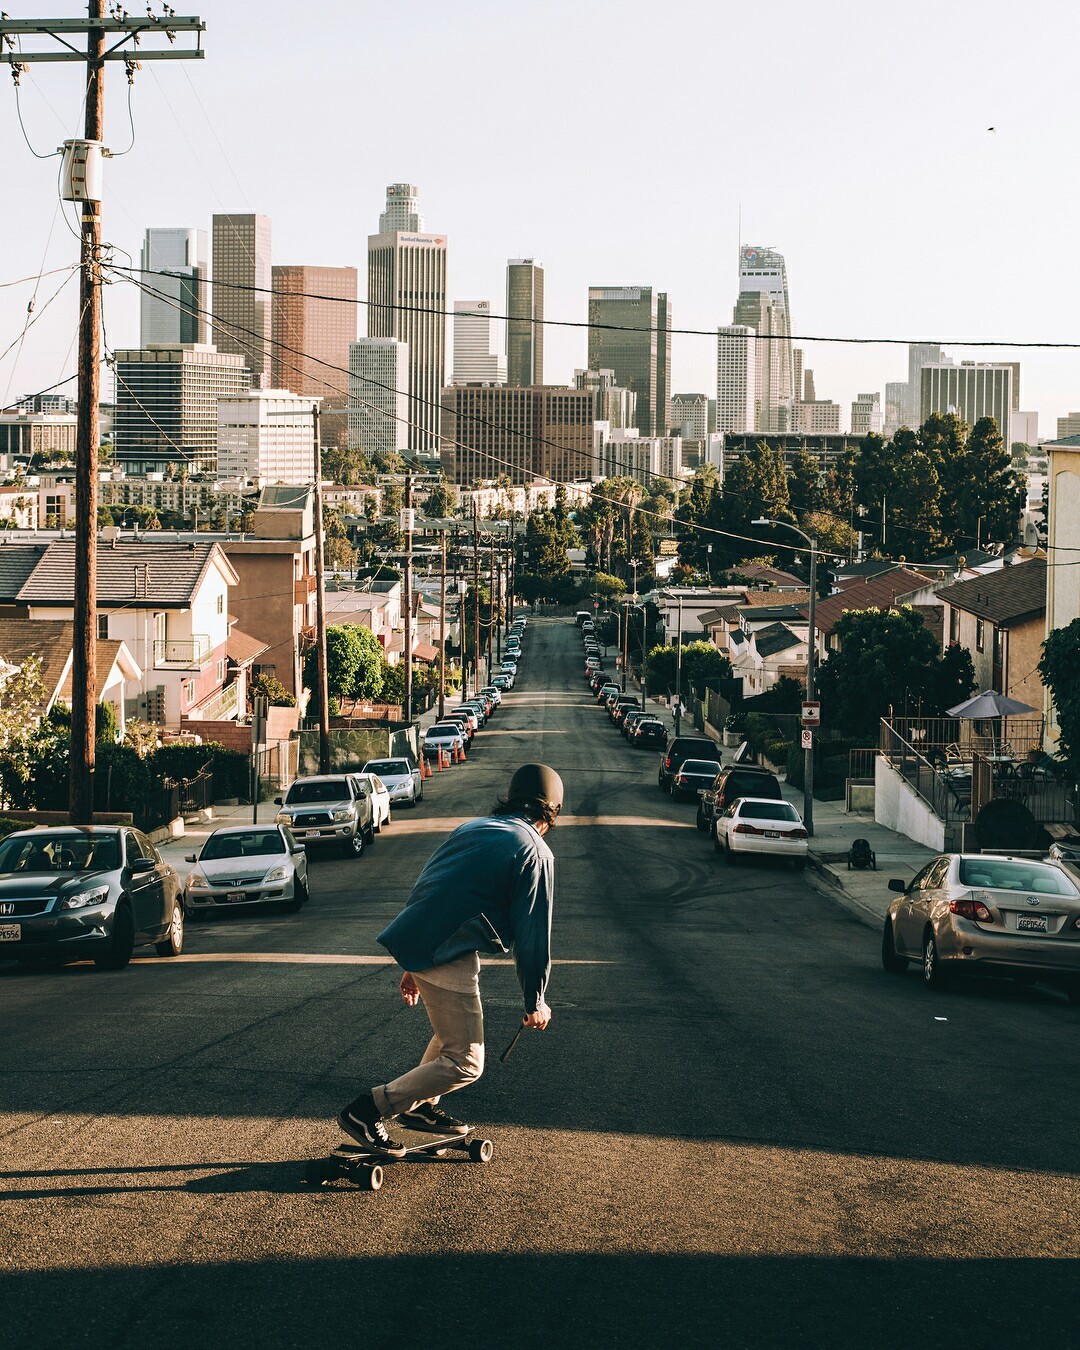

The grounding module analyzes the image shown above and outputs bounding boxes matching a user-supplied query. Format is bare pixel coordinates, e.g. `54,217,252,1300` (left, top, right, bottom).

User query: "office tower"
112,343,250,475
793,349,803,407
453,301,505,384
368,185,447,459
919,363,1014,447
439,385,594,485
348,338,410,456
140,227,208,346
506,259,544,386
587,286,668,436
850,392,882,436
793,400,842,433
670,394,709,440
601,429,684,488
212,213,272,388
1056,412,1080,439
734,246,794,432
380,183,423,233
270,265,358,417
884,381,907,436
574,369,637,430
715,325,757,433
903,342,943,427
216,389,317,483
803,368,816,401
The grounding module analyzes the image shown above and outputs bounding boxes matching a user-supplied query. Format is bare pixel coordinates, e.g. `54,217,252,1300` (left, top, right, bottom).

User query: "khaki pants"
372,971,485,1117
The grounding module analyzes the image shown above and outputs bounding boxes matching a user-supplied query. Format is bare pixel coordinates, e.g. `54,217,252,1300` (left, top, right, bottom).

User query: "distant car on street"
185,823,309,914
362,758,423,807
658,735,723,792
698,764,783,834
669,758,724,802
422,723,468,760
274,774,375,857
713,797,808,868
354,772,392,831
631,718,668,749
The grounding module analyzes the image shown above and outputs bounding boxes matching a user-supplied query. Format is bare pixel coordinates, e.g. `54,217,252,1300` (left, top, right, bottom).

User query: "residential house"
725,562,805,591
0,486,37,529
936,557,1048,712
658,587,747,647
711,601,810,695
0,616,140,735
812,567,939,663
699,590,811,655
323,581,402,654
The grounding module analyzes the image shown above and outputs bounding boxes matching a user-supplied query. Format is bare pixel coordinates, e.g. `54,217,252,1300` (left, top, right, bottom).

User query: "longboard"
303,1122,494,1191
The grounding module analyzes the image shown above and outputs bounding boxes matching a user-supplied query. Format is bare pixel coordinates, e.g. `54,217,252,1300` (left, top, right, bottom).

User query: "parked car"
631,718,668,749
454,705,481,732
491,673,512,691
362,757,423,807
185,823,309,915
622,709,651,739
597,682,620,704
697,764,783,834
274,774,376,857
354,772,392,831
714,797,809,867
575,610,591,626
658,735,723,791
882,853,1080,1001
0,825,185,969
479,685,502,707
444,710,475,740
422,722,468,760
670,758,724,802
589,671,610,692
612,699,640,728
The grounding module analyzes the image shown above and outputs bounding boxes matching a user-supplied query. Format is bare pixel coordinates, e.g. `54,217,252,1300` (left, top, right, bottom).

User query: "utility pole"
487,530,496,676
313,422,330,773
472,498,481,692
674,593,683,737
438,528,447,721
0,8,205,824
403,467,413,723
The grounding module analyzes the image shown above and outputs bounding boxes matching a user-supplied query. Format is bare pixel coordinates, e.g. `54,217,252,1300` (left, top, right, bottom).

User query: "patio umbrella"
947,690,1039,757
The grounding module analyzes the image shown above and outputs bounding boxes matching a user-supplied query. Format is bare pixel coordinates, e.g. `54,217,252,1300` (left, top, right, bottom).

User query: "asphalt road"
2,616,1078,1349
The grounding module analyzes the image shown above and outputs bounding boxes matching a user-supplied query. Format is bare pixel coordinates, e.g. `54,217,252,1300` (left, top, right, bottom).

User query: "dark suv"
697,764,782,834
658,735,722,791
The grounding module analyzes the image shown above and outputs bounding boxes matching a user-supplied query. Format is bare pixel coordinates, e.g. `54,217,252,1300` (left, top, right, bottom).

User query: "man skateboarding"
338,763,562,1158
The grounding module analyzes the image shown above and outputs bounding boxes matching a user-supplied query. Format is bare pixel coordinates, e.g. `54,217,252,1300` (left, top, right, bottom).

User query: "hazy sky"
3,0,1080,437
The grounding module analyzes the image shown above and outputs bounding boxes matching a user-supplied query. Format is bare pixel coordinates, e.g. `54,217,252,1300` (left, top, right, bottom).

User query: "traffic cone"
420,754,431,780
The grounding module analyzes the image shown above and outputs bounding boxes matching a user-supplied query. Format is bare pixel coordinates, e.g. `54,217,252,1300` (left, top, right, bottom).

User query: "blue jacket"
377,813,554,1014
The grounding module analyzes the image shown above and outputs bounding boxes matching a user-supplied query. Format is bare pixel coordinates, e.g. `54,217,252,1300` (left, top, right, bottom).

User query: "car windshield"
286,780,349,804
365,760,408,777
430,724,460,735
637,721,663,730
202,830,286,860
681,760,720,774
738,801,799,822
958,859,1079,896
0,832,120,873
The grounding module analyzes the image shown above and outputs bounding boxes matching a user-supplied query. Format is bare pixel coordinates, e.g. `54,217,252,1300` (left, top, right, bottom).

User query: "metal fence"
887,716,1045,758
847,748,879,783
135,784,179,834
178,768,214,818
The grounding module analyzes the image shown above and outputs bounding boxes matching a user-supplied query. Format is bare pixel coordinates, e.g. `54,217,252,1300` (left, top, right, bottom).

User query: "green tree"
303,624,385,712
424,479,455,518
644,641,730,696
250,673,296,708
1039,619,1080,776
591,571,626,603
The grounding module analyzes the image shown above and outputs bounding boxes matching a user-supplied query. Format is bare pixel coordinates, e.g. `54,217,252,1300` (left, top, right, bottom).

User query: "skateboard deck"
303,1123,494,1191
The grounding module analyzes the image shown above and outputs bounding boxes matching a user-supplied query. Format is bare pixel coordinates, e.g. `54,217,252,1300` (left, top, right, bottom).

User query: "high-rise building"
368,185,447,459
379,183,423,233
348,338,409,457
903,342,943,427
670,394,709,440
506,260,544,386
803,368,817,401
113,343,250,475
793,349,804,407
919,362,1014,446
850,392,882,436
270,265,357,438
601,429,685,488
715,325,757,433
587,286,669,437
884,381,907,436
216,389,317,483
212,213,272,388
734,246,794,433
440,385,594,485
1056,412,1080,439
452,301,505,384
793,400,842,434
573,369,637,431
140,227,208,347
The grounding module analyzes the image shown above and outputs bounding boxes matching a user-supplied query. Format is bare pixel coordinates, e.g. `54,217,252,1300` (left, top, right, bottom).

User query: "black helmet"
506,763,564,815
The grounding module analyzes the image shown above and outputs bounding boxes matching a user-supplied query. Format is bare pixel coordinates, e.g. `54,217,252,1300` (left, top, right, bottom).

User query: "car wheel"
373,813,382,833
921,930,950,990
154,900,185,957
283,879,307,913
724,838,739,865
658,773,666,791
343,830,364,859
95,904,135,970
712,825,723,853
695,804,707,832
365,821,376,845
881,918,908,973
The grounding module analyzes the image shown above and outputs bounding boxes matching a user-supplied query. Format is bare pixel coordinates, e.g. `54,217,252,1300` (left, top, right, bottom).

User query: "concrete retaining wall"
874,756,945,852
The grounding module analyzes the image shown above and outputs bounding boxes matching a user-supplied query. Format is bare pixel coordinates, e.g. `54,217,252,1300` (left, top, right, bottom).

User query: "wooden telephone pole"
313,417,330,773
0,7,205,822
403,469,413,723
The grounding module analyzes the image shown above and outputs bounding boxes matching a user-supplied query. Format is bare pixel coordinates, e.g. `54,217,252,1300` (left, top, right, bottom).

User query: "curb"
805,849,883,929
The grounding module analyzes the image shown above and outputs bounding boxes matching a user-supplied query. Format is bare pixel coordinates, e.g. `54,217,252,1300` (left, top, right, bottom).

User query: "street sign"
801,728,813,750
801,701,821,727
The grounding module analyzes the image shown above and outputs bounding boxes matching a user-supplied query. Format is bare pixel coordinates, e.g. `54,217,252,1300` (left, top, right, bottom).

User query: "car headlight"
274,812,290,825
264,865,288,883
187,871,210,890
331,808,353,823
59,885,110,911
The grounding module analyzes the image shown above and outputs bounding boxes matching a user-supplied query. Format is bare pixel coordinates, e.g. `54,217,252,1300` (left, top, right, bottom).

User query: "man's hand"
523,1002,551,1031
399,971,420,1007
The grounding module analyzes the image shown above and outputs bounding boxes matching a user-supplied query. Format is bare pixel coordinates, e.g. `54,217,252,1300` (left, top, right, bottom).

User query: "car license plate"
227,891,247,904
0,923,20,941
766,830,780,838
1017,914,1047,932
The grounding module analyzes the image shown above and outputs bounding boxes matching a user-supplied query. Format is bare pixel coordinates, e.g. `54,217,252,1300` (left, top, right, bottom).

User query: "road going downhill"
1,616,1078,1349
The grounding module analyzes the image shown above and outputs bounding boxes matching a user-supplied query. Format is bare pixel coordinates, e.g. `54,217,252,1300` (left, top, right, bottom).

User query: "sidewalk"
156,800,280,873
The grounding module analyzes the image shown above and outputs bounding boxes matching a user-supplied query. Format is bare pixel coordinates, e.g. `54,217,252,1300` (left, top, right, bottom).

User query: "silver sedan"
185,824,309,916
882,853,1080,1001
362,758,423,807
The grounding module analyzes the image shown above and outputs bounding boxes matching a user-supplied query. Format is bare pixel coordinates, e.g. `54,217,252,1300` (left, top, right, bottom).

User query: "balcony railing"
153,635,212,668
191,681,239,722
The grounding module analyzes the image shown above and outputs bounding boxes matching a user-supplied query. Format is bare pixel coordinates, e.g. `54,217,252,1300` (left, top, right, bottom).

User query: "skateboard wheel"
363,1164,384,1191
432,1148,448,1158
468,1138,494,1163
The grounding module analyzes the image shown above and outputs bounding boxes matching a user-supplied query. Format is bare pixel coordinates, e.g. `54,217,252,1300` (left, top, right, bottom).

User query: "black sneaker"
337,1093,407,1157
397,1101,470,1135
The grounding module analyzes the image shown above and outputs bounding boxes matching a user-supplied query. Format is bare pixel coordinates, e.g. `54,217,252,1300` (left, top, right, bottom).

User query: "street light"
753,516,818,837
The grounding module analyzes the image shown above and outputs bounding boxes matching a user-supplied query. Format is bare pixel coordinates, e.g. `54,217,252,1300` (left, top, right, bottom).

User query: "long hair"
491,796,560,830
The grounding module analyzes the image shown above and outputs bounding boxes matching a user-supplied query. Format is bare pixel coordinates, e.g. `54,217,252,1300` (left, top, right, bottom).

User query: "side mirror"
129,856,156,874
274,796,282,806
887,878,908,893
293,846,306,856
184,853,197,863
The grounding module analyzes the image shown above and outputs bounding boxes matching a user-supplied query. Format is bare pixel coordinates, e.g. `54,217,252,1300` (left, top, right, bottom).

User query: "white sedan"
714,796,809,869
184,823,309,914
362,757,422,807
354,772,392,831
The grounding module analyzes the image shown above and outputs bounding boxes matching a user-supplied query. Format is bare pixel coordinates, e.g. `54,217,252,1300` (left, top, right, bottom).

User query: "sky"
3,0,1080,437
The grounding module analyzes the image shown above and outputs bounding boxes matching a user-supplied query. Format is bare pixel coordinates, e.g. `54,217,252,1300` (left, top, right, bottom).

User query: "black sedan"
631,718,668,749
0,826,185,970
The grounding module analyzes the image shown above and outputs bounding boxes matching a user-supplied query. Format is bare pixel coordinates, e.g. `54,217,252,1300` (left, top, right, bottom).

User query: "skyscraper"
670,394,709,440
212,213,272,388
439,385,594,485
506,260,544,386
903,342,943,427
348,338,410,457
367,185,447,459
452,301,505,384
733,246,794,433
587,286,669,437
920,363,1014,446
270,265,357,446
140,227,208,347
850,392,882,436
715,325,757,434
216,389,317,483
379,183,423,233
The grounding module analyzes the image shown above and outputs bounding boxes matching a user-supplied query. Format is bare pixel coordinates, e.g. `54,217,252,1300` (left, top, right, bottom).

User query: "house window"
975,618,985,652
216,593,224,615
97,614,109,640
949,608,959,644
216,659,225,683
183,679,195,705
